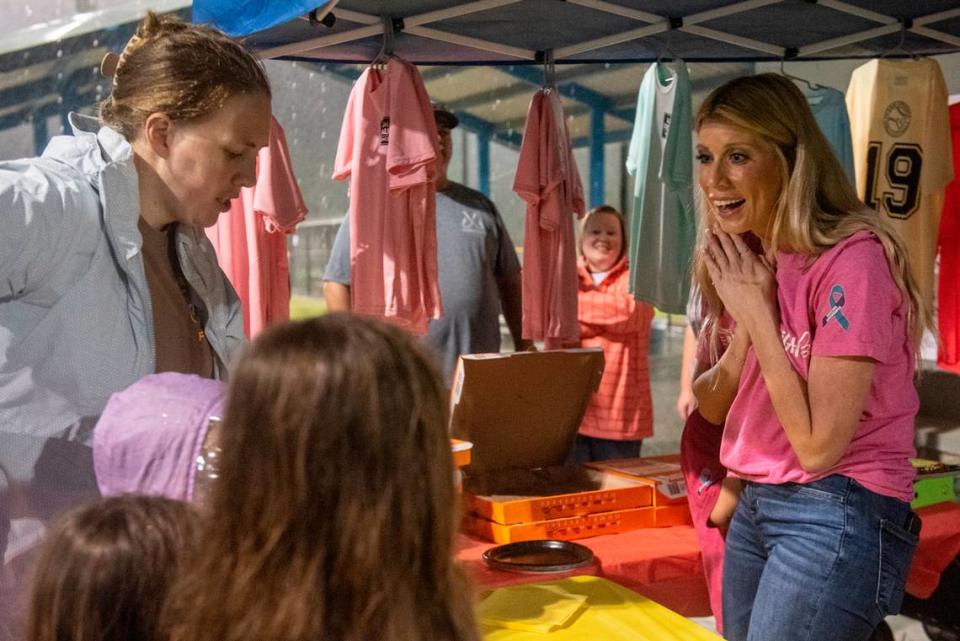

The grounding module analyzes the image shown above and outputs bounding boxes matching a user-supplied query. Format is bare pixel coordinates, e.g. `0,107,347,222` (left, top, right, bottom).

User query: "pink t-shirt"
206,117,307,337
514,90,584,343
721,231,917,501
333,57,441,334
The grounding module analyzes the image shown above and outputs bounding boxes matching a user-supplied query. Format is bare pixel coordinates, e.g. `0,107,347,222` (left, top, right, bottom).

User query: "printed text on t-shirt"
780,328,811,359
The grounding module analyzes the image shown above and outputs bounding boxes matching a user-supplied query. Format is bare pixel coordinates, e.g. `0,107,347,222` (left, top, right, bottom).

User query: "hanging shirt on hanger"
937,102,960,373
333,57,442,333
846,58,954,309
514,89,585,344
206,116,307,338
626,61,696,315
803,85,856,183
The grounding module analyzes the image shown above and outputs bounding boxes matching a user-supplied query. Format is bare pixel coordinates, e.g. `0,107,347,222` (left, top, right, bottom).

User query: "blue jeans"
722,475,920,641
571,435,642,463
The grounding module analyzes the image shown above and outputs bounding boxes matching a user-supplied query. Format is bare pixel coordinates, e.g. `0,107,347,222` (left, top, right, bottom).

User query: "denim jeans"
722,475,920,641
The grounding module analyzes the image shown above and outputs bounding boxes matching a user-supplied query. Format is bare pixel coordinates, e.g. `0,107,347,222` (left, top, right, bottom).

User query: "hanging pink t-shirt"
206,117,307,337
514,90,584,343
333,57,441,334
721,231,917,501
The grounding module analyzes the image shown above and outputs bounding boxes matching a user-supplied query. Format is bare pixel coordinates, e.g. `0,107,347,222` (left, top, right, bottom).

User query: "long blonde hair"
165,314,478,641
694,73,931,355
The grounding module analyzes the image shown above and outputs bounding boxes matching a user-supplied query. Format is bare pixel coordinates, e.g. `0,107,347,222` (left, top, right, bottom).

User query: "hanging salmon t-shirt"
206,116,307,337
332,57,442,333
514,90,584,344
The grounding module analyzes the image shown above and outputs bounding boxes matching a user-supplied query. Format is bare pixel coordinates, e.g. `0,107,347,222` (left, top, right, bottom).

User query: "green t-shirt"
625,61,696,315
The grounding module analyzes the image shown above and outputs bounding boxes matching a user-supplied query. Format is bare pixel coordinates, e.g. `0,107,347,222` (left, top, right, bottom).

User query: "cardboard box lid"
449,349,604,473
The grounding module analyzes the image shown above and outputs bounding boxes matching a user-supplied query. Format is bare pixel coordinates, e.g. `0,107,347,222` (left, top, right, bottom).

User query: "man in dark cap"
323,102,528,384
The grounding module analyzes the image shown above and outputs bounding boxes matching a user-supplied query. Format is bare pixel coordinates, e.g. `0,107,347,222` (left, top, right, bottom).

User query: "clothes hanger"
541,49,556,93
655,38,682,66
779,58,821,91
371,14,395,71
878,19,921,60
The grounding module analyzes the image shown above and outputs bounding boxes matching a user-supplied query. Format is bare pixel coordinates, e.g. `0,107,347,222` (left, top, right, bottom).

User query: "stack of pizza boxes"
451,349,689,544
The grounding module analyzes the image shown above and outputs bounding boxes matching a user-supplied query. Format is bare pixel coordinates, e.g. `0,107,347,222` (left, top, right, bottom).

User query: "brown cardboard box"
449,349,605,472
450,349,664,541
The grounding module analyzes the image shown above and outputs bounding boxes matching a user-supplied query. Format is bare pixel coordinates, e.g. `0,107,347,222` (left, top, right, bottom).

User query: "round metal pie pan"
482,539,595,573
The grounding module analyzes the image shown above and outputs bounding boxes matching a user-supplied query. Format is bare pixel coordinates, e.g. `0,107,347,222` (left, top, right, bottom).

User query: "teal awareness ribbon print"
821,284,849,330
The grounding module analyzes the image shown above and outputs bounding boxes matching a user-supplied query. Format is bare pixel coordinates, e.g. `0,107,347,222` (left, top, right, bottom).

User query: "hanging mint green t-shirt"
625,61,696,315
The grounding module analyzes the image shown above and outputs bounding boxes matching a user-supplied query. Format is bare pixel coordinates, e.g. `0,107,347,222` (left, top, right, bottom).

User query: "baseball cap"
432,100,459,129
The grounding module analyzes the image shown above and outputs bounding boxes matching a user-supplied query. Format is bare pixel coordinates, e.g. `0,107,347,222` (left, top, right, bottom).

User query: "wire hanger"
541,49,556,92
655,38,681,65
779,58,820,91
372,14,396,70
878,18,920,60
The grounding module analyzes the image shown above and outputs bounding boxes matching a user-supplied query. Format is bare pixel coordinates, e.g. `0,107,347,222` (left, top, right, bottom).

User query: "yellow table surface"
481,575,722,641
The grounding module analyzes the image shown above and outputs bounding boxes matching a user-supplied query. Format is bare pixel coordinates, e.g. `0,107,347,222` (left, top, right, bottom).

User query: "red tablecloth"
457,501,960,615
457,525,713,616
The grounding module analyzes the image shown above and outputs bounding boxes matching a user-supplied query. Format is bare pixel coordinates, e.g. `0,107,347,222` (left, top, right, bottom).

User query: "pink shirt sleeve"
387,60,437,190
538,93,566,230
513,92,543,207
332,76,361,182
810,235,902,363
254,117,308,233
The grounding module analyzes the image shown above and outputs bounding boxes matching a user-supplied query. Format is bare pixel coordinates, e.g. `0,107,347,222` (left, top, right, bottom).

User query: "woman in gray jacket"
0,11,270,583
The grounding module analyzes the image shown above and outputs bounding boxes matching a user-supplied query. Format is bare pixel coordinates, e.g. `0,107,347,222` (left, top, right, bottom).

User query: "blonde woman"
692,73,927,641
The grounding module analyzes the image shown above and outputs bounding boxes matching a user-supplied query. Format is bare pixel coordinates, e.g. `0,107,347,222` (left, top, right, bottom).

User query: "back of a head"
99,11,270,140
25,496,198,641
168,314,478,641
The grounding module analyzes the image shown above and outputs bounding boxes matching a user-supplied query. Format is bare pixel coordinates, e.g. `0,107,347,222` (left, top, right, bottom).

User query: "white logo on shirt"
780,329,811,359
461,210,484,234
883,101,911,138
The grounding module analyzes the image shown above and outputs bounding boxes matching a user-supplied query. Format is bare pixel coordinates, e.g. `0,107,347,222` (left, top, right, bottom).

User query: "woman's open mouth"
713,198,745,218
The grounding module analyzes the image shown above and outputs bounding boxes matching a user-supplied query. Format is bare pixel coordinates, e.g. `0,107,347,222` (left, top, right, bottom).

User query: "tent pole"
478,132,491,197
590,108,605,208
798,23,901,57
404,25,536,59
680,25,784,56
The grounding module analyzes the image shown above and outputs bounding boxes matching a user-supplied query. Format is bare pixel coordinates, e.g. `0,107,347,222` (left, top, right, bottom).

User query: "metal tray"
482,539,595,573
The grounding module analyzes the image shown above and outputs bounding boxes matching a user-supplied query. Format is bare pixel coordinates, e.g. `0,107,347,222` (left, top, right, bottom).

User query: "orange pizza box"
449,349,654,529
584,455,688,507
463,506,659,544
462,464,653,525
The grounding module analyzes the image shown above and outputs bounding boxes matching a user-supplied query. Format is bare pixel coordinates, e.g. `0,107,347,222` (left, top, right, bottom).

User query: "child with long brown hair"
166,314,478,641
24,496,198,641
